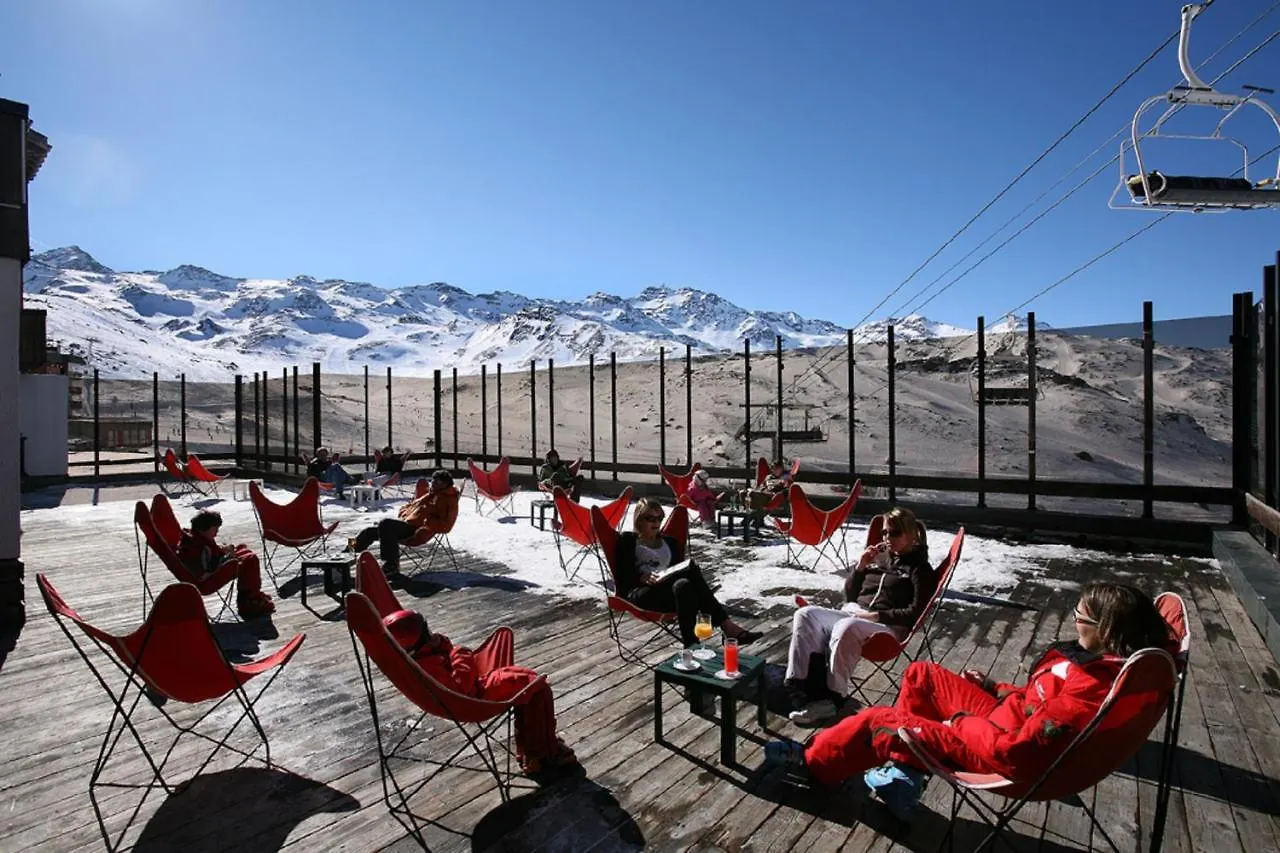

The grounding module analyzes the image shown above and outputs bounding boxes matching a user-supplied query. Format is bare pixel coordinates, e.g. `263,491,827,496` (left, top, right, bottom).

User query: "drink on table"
692,612,715,660
724,637,739,675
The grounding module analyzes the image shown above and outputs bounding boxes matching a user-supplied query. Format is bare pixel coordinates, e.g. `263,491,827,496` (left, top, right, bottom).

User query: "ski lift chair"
1112,3,1280,212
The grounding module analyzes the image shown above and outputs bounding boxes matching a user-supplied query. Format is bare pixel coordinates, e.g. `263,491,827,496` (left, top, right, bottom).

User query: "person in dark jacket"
612,498,763,647
538,449,584,501
177,510,274,618
782,507,935,725
307,446,352,498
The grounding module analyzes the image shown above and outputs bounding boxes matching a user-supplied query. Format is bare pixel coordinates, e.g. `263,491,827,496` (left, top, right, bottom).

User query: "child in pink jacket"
686,469,721,525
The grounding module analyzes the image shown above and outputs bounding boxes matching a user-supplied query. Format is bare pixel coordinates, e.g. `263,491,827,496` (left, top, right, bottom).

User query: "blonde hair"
883,506,926,548
632,497,666,533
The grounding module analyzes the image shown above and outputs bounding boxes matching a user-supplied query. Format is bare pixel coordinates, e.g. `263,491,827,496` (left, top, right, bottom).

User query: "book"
649,558,693,584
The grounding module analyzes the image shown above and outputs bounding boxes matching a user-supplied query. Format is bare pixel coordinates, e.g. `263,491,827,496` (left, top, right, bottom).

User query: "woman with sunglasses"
613,498,762,647
764,582,1172,820
783,507,934,726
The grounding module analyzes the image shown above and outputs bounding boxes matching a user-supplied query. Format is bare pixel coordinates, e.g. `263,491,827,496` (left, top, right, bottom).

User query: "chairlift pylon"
1110,2,1280,213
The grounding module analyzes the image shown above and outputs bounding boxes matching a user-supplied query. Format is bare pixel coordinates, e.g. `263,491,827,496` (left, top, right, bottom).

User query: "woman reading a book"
613,498,763,647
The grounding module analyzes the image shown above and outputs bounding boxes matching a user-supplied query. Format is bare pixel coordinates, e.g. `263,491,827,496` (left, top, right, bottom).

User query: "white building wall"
19,374,68,477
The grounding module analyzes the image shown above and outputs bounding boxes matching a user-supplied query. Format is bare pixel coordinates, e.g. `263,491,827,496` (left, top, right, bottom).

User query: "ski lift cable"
890,2,1280,321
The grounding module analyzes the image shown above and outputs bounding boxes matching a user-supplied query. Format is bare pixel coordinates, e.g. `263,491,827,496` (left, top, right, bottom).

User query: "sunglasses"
1073,606,1098,626
638,514,664,523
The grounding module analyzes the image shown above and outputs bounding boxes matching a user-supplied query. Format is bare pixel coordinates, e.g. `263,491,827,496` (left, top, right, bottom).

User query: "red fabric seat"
184,453,228,498
774,481,862,571
658,462,702,503
160,448,198,498
1150,592,1191,853
899,645,1178,853
134,496,239,621
468,457,516,516
537,456,583,495
248,477,339,587
36,573,305,851
401,478,462,572
345,568,533,817
551,486,632,581
752,457,800,515
592,504,690,665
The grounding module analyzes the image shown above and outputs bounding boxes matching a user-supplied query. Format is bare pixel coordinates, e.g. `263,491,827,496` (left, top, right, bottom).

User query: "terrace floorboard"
3,495,1280,852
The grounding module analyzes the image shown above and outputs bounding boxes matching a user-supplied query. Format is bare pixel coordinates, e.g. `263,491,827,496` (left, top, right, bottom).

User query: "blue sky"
4,0,1279,329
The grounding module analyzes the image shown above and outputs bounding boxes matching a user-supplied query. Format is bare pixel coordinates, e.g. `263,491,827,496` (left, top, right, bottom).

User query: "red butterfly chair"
537,457,583,495
345,584,536,831
658,462,701,503
184,453,228,498
150,491,183,551
249,478,339,590
752,456,800,515
134,499,239,622
468,457,516,517
775,481,862,571
160,448,198,499
1150,592,1191,853
551,486,632,582
849,525,965,706
900,646,1177,853
592,504,691,666
37,574,305,853
298,452,338,492
400,478,462,573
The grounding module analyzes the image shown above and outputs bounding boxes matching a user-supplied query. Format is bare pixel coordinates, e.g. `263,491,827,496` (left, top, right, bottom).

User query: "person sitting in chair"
349,470,459,574
370,445,409,488
383,608,580,780
612,498,763,648
177,510,275,619
538,449,584,502
741,459,791,531
686,468,722,527
783,507,935,725
307,446,352,498
763,582,1172,821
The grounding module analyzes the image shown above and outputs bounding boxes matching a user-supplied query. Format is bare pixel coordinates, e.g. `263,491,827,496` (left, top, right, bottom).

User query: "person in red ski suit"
765,582,1173,818
177,510,274,619
382,610,579,779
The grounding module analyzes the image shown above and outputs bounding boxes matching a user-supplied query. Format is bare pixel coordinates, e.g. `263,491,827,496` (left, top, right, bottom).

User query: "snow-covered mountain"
23,246,972,380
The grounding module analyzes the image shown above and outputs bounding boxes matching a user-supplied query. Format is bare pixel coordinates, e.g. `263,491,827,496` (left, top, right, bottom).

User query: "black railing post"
433,369,443,470
775,335,784,463
481,364,489,463
452,366,459,466
685,345,693,468
547,360,554,455
610,352,618,481
386,367,393,451
281,368,289,472
252,372,260,468
887,327,896,502
529,360,538,474
589,355,596,480
311,362,322,453
1027,313,1037,512
179,373,187,459
743,338,752,484
291,366,299,469
659,347,666,466
1143,302,1155,520
363,365,370,460
1265,264,1278,551
262,369,270,470
497,363,504,459
977,316,987,509
234,375,243,467
1231,292,1254,526
847,330,855,478
92,368,100,478
152,371,160,473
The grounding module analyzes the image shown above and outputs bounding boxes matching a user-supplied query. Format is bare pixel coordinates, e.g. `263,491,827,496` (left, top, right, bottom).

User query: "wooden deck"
4,492,1280,852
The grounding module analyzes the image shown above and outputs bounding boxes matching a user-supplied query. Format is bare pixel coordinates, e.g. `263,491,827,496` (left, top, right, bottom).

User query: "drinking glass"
692,613,715,660
723,637,739,676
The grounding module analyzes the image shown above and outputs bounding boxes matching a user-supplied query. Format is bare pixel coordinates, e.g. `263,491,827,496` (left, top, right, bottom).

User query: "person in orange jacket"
764,582,1172,819
383,609,580,780
350,469,459,574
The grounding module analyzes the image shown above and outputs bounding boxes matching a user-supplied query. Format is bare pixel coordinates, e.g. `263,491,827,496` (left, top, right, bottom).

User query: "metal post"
92,369,100,478
152,372,160,473
433,369,443,469
252,372,260,468
497,363,504,458
847,330,855,477
481,364,489,463
311,362,322,453
685,345,693,468
610,352,618,481
282,368,289,473
743,339,752,483
547,360,554,454
261,370,270,471
529,360,538,474
977,317,987,509
1143,302,1155,520
1265,265,1278,551
363,365,370,461
1231,292,1255,526
179,373,187,459
589,355,596,480
452,366,459,466
234,375,243,468
659,347,666,466
887,327,896,502
291,366,299,470
386,367,393,451
1027,313,1037,512
775,335,784,463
